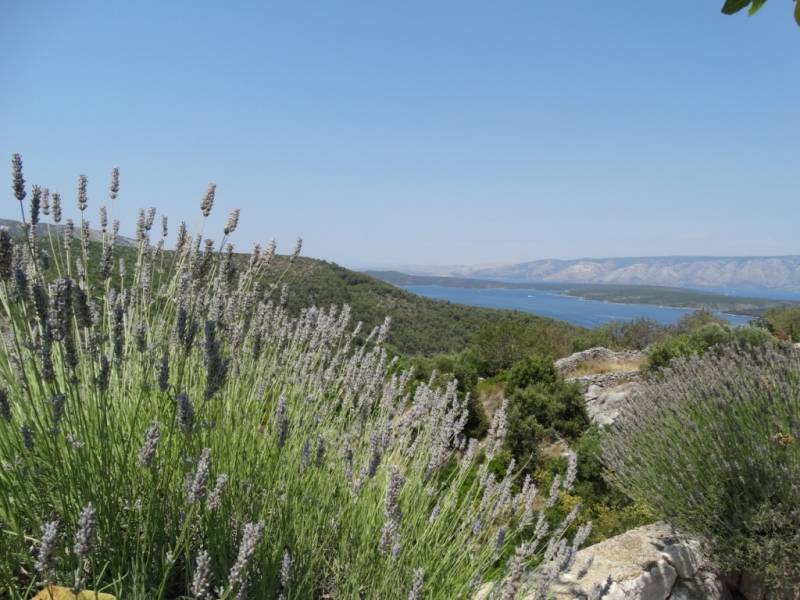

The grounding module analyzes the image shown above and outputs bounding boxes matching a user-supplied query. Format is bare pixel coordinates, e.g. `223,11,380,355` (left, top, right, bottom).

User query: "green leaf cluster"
721,0,800,26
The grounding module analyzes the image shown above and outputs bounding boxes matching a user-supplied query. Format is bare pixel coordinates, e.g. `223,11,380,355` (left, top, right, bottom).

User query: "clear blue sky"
2,1,798,268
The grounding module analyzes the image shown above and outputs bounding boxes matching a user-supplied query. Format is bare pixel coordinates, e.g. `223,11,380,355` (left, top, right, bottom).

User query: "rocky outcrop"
556,348,645,374
477,522,800,600
584,383,635,426
551,522,729,600
569,371,641,388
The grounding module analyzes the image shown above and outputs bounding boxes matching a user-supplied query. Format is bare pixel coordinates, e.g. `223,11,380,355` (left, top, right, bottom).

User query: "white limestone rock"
552,522,682,599
584,383,635,426
660,543,701,579
603,560,676,600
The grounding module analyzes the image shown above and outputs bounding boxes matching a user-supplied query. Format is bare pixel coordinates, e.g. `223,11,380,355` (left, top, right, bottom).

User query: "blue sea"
403,286,752,329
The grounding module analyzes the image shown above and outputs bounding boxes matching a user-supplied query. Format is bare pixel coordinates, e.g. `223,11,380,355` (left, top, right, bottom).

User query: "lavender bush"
0,155,585,599
603,342,800,590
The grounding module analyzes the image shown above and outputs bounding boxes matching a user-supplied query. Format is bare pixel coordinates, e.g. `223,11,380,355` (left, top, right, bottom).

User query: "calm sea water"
403,286,752,329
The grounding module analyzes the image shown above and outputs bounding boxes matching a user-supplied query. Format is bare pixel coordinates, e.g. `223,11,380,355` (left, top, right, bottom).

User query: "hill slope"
274,257,585,357
1,218,585,358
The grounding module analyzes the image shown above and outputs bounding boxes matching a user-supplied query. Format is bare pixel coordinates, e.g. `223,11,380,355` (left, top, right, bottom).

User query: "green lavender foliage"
643,323,776,373
0,156,584,599
603,343,800,589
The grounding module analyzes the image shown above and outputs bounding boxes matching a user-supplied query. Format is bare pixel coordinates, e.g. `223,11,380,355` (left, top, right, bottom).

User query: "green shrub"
467,319,579,377
690,322,733,347
571,322,619,352
571,317,671,353
603,343,800,590
732,323,775,347
763,305,800,341
505,355,588,473
0,157,584,599
470,320,538,375
617,317,671,350
675,308,728,334
644,324,778,373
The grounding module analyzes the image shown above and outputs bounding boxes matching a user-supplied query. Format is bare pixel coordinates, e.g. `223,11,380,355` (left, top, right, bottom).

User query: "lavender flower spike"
77,174,88,211
224,208,240,235
227,520,266,587
408,568,424,600
200,183,216,217
137,421,161,468
12,154,26,201
176,393,195,436
35,520,58,573
73,502,97,558
206,474,229,510
187,448,212,505
280,550,292,588
190,550,213,600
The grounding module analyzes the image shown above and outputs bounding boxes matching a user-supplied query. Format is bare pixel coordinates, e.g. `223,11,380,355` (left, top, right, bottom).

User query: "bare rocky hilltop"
397,256,800,291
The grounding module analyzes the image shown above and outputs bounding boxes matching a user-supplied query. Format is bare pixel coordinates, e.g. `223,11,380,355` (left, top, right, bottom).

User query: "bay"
403,286,751,329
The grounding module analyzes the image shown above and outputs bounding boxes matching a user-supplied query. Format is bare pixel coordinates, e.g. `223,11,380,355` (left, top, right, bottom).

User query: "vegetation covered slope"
276,258,585,357
5,220,585,359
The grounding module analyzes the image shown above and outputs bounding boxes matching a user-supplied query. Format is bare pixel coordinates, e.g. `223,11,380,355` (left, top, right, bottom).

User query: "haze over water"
403,286,752,329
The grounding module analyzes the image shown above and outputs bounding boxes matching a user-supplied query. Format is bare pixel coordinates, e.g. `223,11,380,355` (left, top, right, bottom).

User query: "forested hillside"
266,256,585,357
5,220,585,358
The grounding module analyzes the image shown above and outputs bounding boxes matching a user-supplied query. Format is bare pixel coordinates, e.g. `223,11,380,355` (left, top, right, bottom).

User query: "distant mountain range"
395,256,800,291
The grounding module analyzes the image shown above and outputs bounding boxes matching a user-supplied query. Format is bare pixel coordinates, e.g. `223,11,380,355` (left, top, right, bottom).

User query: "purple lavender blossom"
35,520,58,573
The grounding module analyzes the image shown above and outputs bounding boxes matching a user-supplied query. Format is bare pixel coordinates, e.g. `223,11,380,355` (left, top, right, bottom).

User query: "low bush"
643,323,775,373
0,157,587,599
504,355,589,473
571,317,671,353
762,305,800,342
603,343,800,590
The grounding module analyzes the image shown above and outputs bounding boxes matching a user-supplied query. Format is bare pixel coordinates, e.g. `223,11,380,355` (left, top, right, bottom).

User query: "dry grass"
477,381,505,421
541,440,570,461
564,357,645,378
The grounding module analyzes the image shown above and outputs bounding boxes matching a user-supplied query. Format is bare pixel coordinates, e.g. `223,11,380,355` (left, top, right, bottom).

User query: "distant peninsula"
365,270,800,318
393,255,800,291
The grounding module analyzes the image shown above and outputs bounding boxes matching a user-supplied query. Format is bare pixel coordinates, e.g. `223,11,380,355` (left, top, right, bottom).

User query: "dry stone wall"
567,371,641,388
555,348,645,375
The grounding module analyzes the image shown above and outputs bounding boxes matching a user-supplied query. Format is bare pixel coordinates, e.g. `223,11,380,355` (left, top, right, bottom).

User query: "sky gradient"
2,1,799,268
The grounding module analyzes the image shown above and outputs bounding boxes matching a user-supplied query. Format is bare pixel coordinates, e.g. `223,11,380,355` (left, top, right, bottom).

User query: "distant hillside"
396,256,800,291
0,217,138,247
274,259,585,357
1,217,585,358
366,271,799,317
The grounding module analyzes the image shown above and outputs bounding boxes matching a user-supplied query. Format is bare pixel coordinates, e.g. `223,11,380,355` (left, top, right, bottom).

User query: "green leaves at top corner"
720,0,766,15
722,0,800,27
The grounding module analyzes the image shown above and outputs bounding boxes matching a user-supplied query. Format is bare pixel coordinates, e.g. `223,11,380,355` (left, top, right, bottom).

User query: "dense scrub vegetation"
277,260,585,359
